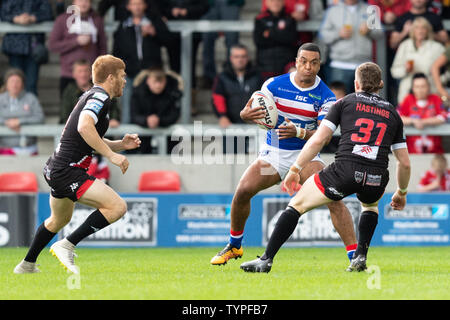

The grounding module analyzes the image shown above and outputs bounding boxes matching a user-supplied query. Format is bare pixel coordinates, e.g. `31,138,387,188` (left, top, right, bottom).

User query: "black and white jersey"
47,85,111,171
322,92,406,169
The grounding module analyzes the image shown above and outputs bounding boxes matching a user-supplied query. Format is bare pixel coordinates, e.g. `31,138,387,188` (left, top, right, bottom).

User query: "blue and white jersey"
261,72,336,150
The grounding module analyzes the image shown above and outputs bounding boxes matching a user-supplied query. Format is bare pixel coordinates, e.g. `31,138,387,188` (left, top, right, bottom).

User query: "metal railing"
1,123,449,155
0,19,398,123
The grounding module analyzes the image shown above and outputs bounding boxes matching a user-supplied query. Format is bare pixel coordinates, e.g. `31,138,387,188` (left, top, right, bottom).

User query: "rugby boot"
346,254,367,272
240,256,273,273
50,239,79,274
210,243,243,265
13,260,41,274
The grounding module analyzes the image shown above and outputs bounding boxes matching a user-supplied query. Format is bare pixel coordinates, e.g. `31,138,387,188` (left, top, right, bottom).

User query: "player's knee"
327,201,347,216
234,184,256,203
115,198,128,217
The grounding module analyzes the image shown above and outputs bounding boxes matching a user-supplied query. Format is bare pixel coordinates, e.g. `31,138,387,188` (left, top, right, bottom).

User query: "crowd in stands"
0,0,449,190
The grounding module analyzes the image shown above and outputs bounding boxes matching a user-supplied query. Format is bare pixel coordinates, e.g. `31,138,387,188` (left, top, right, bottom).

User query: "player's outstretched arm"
390,148,411,211
103,134,141,152
77,113,129,174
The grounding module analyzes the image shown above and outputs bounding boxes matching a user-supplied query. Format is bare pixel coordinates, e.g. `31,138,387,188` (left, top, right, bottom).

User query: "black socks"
355,211,379,257
24,223,56,263
261,206,301,260
66,209,110,246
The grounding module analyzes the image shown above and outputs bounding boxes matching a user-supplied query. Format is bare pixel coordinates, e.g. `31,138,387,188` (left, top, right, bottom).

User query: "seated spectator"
212,44,263,128
200,0,244,89
390,0,448,49
130,68,182,153
418,154,450,191
254,0,297,81
60,59,120,127
48,0,107,96
113,0,172,124
391,17,445,104
319,0,383,94
368,0,410,25
0,69,45,156
398,73,447,154
86,154,111,184
0,0,53,95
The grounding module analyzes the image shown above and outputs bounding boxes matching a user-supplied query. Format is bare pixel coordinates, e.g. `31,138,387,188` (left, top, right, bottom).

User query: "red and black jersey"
47,85,111,171
322,92,406,169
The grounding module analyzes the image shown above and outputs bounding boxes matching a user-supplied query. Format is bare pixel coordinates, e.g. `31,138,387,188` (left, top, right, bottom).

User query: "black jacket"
161,0,209,20
212,62,263,123
130,75,182,127
253,9,297,76
113,14,173,78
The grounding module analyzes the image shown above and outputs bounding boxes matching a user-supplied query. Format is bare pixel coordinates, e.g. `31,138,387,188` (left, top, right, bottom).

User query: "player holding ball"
210,43,358,267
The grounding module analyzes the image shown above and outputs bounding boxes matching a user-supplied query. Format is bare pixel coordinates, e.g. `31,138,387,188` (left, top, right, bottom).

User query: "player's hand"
109,153,129,174
121,133,141,151
276,117,298,140
240,98,266,124
390,190,406,210
282,170,301,196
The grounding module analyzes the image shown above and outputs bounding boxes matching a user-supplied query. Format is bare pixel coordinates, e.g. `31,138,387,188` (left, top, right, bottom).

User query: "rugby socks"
66,209,110,246
24,223,56,263
355,211,379,257
261,206,301,260
229,229,244,248
346,243,357,261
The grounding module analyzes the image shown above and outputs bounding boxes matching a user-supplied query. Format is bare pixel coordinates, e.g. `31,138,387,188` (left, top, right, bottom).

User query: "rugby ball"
251,91,278,130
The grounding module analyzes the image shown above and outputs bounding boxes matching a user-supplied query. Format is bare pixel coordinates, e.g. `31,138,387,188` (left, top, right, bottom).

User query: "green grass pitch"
1,246,449,300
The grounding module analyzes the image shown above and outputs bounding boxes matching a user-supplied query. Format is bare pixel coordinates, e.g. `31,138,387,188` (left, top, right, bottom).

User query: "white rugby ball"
251,91,278,130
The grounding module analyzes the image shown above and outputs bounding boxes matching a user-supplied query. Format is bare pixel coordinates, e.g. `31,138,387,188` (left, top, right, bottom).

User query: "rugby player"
240,62,411,273
14,55,141,274
210,43,358,266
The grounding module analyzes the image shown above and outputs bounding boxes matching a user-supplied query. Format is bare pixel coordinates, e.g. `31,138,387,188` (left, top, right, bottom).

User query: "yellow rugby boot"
210,243,243,265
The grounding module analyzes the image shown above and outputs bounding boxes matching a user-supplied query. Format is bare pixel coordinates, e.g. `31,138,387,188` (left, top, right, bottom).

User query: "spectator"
418,154,450,191
200,0,244,89
0,0,53,95
113,0,173,124
390,0,448,49
48,0,107,97
391,17,444,103
431,44,450,104
97,0,162,21
160,1,209,80
398,73,447,154
368,0,410,25
212,44,263,128
254,0,298,81
319,0,383,94
60,59,121,127
261,0,324,46
130,68,182,153
0,68,45,156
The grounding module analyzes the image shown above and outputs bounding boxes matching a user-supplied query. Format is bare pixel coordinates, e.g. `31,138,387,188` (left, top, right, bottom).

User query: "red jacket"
398,93,447,154
418,169,450,191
